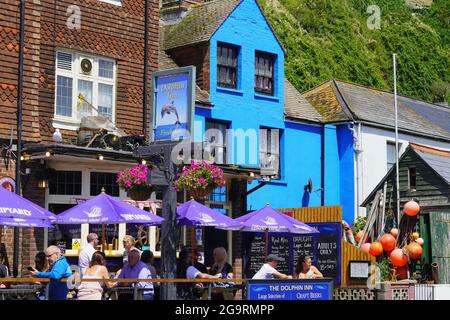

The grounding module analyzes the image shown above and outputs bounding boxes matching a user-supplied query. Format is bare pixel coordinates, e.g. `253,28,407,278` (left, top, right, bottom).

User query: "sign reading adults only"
247,279,334,301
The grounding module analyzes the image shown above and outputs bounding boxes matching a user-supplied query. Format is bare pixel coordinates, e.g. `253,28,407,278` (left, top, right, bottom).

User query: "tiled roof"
410,143,450,184
284,79,322,122
158,48,211,105
163,0,241,50
304,79,450,141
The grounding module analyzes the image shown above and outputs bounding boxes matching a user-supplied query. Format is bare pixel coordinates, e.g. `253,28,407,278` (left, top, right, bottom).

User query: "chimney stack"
160,0,208,25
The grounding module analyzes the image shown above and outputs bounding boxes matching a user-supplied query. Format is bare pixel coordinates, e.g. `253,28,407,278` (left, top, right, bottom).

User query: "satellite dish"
304,178,313,193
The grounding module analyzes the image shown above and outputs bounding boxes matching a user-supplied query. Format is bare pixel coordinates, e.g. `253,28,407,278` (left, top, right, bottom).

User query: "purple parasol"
219,204,319,234
0,186,56,227
55,192,164,225
0,216,54,228
176,199,236,227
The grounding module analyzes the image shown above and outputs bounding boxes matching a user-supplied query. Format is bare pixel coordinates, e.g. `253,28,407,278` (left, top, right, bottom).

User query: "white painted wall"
354,123,450,219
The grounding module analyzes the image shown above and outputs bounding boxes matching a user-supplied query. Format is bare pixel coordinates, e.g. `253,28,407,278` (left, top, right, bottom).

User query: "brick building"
0,0,160,275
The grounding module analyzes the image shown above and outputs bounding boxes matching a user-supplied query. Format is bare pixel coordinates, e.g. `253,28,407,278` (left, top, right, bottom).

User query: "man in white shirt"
78,233,99,275
252,254,292,280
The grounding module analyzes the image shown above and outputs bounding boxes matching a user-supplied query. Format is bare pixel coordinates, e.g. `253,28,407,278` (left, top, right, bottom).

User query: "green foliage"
260,0,449,102
376,256,392,282
353,216,367,233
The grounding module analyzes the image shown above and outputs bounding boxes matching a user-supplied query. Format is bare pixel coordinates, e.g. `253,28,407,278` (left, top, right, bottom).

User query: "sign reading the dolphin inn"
151,66,196,142
247,279,333,300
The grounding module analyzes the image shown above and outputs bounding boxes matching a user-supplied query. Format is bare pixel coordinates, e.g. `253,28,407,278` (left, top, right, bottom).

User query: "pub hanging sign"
150,66,196,143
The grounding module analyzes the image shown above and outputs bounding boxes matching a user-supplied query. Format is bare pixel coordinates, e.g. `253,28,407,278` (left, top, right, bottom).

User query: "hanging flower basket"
174,161,226,200
127,188,153,201
187,185,214,201
117,165,155,201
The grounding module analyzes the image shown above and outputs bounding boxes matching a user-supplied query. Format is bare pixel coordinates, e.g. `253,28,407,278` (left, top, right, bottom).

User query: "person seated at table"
209,247,234,300
141,250,159,299
30,246,72,300
176,248,221,300
33,251,49,299
294,256,323,279
192,248,207,274
116,249,154,300
252,254,292,280
77,251,113,300
0,251,9,289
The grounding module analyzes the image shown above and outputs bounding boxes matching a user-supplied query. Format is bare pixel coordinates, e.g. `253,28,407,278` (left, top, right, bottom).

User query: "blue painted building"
160,0,355,224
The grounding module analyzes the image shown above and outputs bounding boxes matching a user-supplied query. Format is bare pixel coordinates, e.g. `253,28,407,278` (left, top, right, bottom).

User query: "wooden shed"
361,143,450,284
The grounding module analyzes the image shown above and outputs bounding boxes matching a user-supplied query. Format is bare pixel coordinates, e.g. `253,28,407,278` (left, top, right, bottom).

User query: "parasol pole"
265,202,270,258
191,226,196,263
393,53,401,227
102,223,106,252
265,228,269,258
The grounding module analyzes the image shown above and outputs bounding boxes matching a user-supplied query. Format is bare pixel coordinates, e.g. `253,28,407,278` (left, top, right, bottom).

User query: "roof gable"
163,0,242,50
162,0,286,54
361,143,450,206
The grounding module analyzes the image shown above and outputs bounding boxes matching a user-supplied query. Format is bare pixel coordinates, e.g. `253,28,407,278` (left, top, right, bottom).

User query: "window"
209,185,227,203
260,128,280,178
90,172,119,196
49,171,82,195
55,50,116,123
47,203,80,251
387,142,400,170
255,51,275,95
408,167,417,191
217,43,238,89
205,120,228,164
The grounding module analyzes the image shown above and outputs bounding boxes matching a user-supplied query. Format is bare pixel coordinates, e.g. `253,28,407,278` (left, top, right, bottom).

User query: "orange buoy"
412,232,420,240
380,234,396,252
390,248,408,267
416,238,424,246
390,228,399,238
407,242,423,260
404,200,420,217
356,230,364,243
369,242,383,256
360,243,371,254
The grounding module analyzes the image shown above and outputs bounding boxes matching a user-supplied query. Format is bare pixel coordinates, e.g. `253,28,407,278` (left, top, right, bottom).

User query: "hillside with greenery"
260,0,449,103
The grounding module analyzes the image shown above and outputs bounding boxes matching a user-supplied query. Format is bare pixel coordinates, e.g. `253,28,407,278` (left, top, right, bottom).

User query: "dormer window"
217,43,238,89
255,51,275,95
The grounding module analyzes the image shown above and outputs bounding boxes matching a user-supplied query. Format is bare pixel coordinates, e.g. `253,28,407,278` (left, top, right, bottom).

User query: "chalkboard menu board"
313,223,340,283
270,236,290,275
292,235,315,272
244,234,266,278
243,222,342,284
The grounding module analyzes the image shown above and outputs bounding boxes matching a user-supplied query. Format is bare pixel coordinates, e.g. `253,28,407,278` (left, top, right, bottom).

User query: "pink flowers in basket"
174,161,226,192
116,165,153,192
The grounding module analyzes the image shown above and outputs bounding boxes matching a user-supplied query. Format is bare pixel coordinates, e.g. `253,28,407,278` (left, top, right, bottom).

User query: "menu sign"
292,235,315,271
314,223,340,283
245,234,266,278
244,222,342,284
270,236,290,275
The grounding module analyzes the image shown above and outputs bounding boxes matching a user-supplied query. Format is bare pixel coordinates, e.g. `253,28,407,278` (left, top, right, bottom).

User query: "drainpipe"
321,124,325,206
13,0,25,278
354,122,362,218
142,0,149,141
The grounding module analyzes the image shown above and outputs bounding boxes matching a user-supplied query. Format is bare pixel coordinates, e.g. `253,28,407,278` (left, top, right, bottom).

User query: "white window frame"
54,49,117,130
